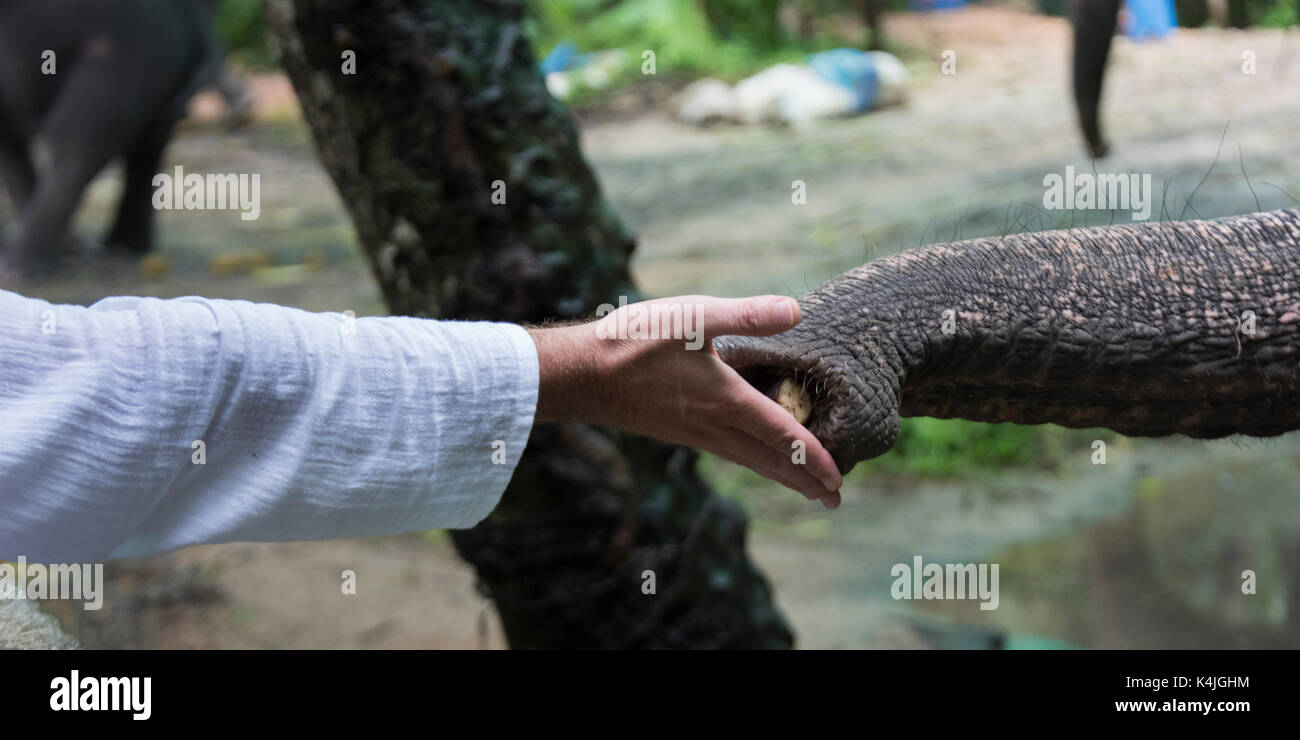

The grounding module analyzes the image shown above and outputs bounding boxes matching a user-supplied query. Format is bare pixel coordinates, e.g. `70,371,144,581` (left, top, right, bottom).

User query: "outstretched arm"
1,290,841,562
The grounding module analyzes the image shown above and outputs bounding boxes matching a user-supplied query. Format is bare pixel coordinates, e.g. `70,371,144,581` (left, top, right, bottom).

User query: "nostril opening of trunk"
735,364,835,429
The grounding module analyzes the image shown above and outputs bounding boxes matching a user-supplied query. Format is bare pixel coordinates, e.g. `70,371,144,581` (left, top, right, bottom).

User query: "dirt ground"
589,9,1300,298
9,6,1300,648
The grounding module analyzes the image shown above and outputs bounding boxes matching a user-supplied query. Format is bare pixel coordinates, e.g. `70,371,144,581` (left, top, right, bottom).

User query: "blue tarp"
1124,0,1178,40
807,48,880,113
539,41,578,75
907,0,968,10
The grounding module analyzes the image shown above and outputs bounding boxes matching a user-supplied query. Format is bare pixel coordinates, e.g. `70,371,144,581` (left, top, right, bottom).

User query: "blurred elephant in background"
1072,0,1298,158
0,0,237,276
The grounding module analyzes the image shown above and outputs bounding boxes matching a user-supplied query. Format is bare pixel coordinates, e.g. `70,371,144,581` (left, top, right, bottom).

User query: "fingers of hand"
708,436,838,507
701,295,801,341
727,381,842,492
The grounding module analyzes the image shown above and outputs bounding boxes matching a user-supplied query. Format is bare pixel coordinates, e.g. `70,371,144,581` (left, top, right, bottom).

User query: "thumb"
703,295,801,340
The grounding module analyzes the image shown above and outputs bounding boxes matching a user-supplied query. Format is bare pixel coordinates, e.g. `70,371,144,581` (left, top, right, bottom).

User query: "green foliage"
852,418,1114,478
1036,0,1067,17
703,419,1116,497
1174,0,1211,26
523,0,839,79
1177,0,1298,27
701,0,785,47
213,0,271,67
1254,0,1299,27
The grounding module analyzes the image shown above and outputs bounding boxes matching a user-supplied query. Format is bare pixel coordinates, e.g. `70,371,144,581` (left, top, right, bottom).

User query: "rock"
867,51,909,108
542,49,630,102
733,63,811,124
0,596,80,649
544,72,572,101
776,70,857,126
676,78,736,125
680,51,909,128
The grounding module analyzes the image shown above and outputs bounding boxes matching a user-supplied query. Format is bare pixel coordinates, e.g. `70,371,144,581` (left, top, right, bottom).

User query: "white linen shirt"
0,289,538,562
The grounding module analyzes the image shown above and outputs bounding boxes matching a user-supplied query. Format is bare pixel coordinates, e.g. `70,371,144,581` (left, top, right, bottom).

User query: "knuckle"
737,303,765,334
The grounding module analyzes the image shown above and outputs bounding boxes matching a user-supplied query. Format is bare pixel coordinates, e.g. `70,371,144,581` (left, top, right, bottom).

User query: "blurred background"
6,0,1300,648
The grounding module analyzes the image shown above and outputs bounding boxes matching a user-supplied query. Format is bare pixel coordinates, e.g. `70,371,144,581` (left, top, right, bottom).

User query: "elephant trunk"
716,209,1300,474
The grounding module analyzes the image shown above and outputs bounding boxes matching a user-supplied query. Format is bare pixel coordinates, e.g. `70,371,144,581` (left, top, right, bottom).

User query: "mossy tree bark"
264,0,793,648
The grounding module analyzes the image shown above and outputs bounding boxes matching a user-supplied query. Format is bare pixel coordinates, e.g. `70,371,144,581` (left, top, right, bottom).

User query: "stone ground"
5,5,1300,648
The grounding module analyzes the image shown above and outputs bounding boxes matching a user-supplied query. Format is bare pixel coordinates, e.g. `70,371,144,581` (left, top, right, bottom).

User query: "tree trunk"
263,0,793,648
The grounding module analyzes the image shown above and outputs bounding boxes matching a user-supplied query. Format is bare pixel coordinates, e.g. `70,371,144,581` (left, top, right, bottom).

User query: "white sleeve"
0,289,538,562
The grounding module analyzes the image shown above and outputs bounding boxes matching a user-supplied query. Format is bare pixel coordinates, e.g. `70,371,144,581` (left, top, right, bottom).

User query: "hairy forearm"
528,323,606,424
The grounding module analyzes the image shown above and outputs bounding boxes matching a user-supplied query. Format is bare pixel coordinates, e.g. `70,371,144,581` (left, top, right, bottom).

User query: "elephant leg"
1071,0,1122,158
6,61,161,274
8,151,111,275
0,121,36,212
0,121,35,267
216,69,253,127
105,117,177,254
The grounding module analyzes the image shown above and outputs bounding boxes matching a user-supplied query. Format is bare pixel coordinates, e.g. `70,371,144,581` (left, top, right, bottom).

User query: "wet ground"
8,6,1300,648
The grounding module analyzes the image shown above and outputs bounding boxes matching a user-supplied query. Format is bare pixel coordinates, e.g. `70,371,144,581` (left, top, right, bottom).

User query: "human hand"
528,295,843,508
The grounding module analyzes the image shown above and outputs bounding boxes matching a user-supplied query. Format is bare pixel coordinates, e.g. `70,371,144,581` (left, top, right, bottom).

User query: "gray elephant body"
718,209,1300,473
0,0,223,274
